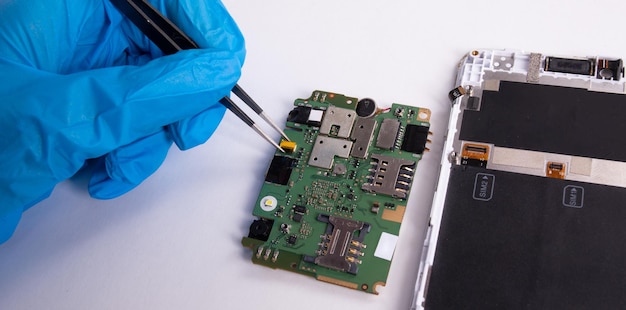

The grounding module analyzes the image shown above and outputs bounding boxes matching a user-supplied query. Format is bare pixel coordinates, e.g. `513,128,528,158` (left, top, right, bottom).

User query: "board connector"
460,143,490,167
546,161,566,179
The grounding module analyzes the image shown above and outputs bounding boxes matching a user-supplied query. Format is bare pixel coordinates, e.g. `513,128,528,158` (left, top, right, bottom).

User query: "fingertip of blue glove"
169,103,226,150
88,159,135,199
88,132,172,199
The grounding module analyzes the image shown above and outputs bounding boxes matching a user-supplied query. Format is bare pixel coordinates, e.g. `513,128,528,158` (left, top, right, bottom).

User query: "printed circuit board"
242,90,431,294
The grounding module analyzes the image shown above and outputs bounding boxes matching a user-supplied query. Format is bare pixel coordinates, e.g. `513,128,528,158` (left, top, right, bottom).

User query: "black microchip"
293,205,306,214
265,156,296,185
401,124,429,154
287,235,297,245
292,213,303,223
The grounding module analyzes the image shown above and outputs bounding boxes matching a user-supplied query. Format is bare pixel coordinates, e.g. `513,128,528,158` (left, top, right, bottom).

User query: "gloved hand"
0,0,245,243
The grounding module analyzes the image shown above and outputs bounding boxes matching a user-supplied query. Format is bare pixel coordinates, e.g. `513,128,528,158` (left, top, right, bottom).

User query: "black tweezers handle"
109,0,262,133
110,0,198,54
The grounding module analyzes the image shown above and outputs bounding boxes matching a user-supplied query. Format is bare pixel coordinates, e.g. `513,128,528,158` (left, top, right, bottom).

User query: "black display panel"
459,81,626,162
425,165,626,310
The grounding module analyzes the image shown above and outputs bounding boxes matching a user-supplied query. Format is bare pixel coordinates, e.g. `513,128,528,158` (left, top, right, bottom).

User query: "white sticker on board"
308,109,324,123
374,232,399,261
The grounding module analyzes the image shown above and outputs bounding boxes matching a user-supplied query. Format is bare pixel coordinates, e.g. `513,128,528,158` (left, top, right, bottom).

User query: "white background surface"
2,1,626,309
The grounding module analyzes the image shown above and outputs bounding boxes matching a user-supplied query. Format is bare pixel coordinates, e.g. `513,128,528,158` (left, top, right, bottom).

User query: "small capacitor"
279,139,297,153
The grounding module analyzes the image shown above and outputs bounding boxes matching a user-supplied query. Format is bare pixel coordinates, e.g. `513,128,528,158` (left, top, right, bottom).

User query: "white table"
2,1,625,309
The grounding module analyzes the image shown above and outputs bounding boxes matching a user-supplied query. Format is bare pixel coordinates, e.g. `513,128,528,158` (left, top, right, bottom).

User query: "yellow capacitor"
279,140,297,153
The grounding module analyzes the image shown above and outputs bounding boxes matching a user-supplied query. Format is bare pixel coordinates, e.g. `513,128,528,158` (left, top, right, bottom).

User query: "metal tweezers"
109,0,290,152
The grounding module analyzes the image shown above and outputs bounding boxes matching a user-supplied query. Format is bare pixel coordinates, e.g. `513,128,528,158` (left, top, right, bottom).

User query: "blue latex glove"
0,0,245,243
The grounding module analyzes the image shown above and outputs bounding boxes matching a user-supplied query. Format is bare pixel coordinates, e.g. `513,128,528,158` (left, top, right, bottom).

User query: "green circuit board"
242,90,431,294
